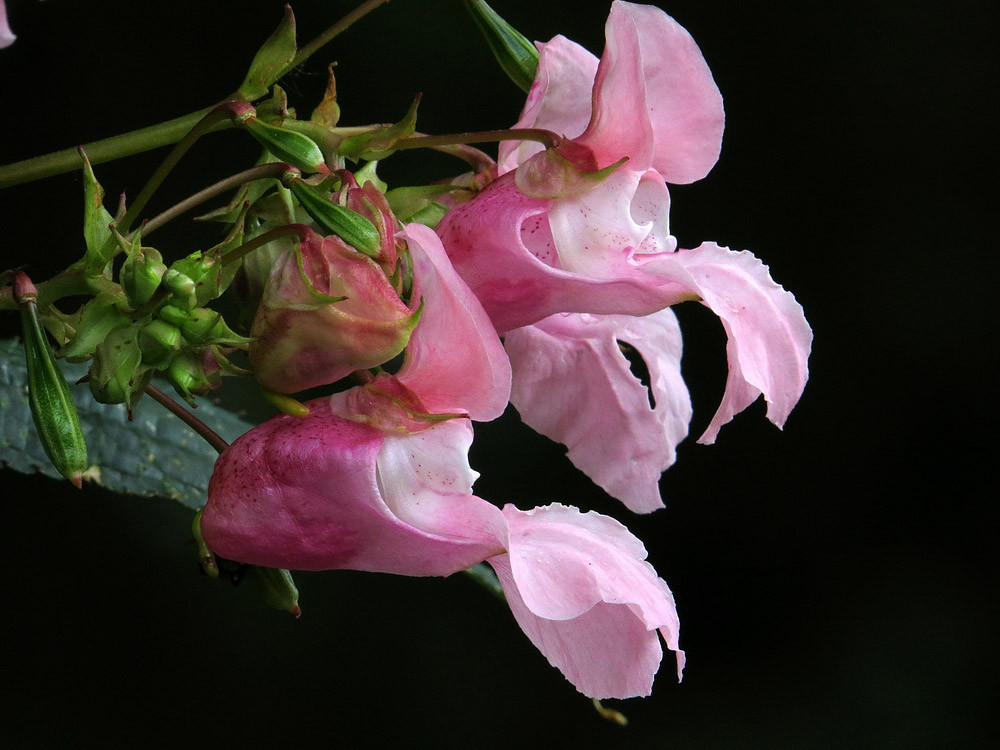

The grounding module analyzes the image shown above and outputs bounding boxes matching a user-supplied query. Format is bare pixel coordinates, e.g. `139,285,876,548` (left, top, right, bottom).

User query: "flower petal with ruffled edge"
201,397,506,573
505,309,690,513
488,504,684,699
640,242,812,442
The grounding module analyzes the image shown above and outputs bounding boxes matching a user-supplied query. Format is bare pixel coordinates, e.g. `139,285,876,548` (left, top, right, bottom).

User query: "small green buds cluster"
7,272,89,487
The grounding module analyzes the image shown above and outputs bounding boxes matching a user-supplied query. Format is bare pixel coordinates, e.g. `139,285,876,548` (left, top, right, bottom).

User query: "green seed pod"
243,117,327,174
287,179,382,257
463,0,539,93
15,274,88,487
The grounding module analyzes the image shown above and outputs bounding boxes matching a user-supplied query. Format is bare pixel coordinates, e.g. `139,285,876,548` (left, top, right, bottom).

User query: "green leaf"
239,5,297,101
0,338,253,509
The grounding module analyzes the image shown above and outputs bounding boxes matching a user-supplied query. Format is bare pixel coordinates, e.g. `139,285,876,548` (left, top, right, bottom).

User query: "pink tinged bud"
201,398,506,573
488,504,684,699
250,230,419,394
505,309,691,514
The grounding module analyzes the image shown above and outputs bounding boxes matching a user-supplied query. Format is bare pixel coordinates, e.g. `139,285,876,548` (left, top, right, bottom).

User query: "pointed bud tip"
290,604,302,618
69,474,83,489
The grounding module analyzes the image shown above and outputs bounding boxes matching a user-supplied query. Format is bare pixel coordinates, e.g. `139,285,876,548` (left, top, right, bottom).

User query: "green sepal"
164,242,240,311
88,324,151,413
120,243,167,307
238,5,297,101
19,294,89,486
192,509,219,578
407,201,449,229
165,352,218,406
385,184,465,223
337,95,421,161
60,291,131,361
255,84,294,122
354,161,387,194
137,320,183,369
287,179,382,257
463,0,539,93
244,117,326,174
157,305,254,348
79,149,117,277
246,566,301,617
40,305,81,348
514,145,627,199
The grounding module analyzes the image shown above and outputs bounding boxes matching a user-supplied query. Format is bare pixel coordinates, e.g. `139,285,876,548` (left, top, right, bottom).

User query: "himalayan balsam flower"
439,1,812,512
0,1,14,49
203,225,681,699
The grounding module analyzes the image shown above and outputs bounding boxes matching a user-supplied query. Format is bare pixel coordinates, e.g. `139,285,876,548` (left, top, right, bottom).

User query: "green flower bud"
137,319,182,368
88,325,150,413
463,0,539,93
246,566,301,617
157,305,253,347
13,273,89,487
166,351,221,405
164,250,231,310
121,245,167,307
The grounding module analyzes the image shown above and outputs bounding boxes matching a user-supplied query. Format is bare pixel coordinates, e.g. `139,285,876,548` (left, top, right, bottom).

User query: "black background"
0,1,993,747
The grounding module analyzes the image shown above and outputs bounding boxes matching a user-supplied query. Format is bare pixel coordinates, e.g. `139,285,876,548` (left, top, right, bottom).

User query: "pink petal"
576,0,655,171
437,175,691,332
505,310,691,513
608,1,725,183
0,1,15,49
396,223,511,420
201,398,505,574
498,35,599,174
641,242,812,442
489,503,683,698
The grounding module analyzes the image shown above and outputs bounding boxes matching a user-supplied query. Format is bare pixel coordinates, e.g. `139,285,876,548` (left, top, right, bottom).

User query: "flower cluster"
199,1,811,699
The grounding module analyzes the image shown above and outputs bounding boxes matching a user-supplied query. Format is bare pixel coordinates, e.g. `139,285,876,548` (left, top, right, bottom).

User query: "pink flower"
439,2,812,511
487,503,684,699
0,1,15,50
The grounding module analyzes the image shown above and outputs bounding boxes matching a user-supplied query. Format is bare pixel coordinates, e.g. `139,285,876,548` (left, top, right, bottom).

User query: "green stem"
144,383,230,455
142,161,295,236
221,224,310,267
0,107,226,191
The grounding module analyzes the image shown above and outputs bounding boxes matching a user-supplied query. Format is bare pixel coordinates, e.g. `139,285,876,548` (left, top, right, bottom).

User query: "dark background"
0,0,993,747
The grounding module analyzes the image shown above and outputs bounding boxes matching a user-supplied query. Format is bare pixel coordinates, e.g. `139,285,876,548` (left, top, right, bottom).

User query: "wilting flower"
439,1,811,511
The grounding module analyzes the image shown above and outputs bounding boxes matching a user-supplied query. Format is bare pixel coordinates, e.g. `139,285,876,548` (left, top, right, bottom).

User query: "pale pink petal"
609,1,725,183
397,223,511,420
489,503,683,699
506,310,690,513
576,0,654,171
498,35,600,174
202,398,505,574
641,242,812,443
437,175,692,332
0,1,15,49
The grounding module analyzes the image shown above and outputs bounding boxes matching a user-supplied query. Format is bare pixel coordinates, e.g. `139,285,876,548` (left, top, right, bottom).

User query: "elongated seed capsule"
14,273,88,487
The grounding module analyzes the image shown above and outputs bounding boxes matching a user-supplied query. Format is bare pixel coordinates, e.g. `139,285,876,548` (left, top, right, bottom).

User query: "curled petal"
397,223,511,420
489,504,683,699
641,242,812,442
505,310,691,513
201,398,505,574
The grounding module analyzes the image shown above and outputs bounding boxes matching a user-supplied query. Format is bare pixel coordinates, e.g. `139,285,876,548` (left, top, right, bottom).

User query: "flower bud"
246,566,301,617
121,245,167,307
250,229,421,393
166,351,221,405
157,305,253,348
137,319,183,368
88,325,151,413
163,249,232,310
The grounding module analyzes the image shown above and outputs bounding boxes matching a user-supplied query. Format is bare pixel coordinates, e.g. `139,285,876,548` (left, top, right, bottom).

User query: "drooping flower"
487,503,684,699
439,1,811,511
